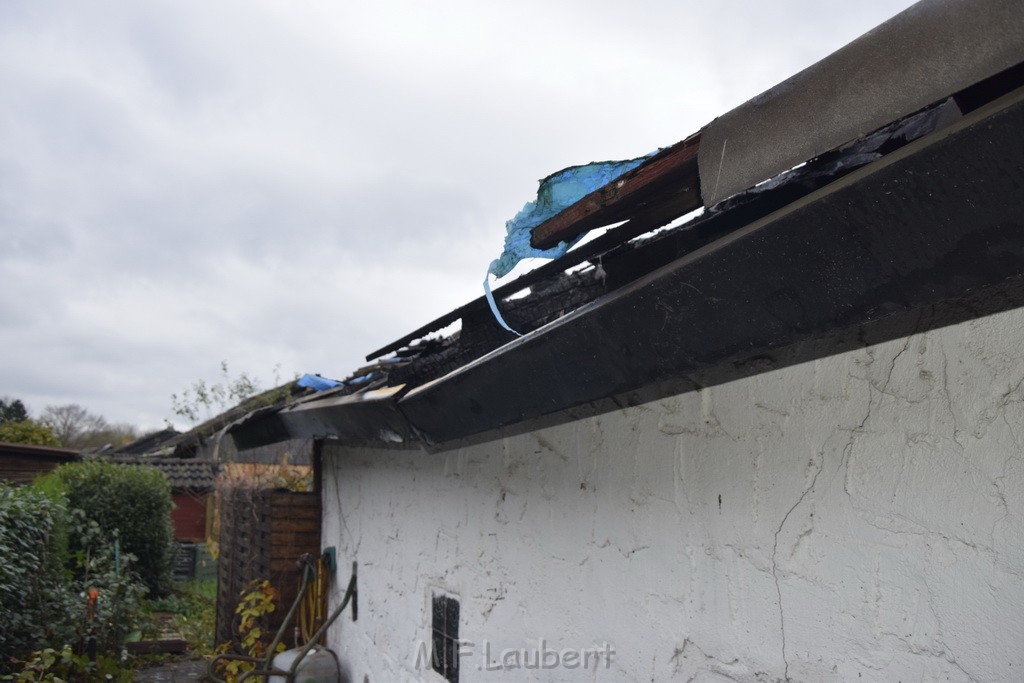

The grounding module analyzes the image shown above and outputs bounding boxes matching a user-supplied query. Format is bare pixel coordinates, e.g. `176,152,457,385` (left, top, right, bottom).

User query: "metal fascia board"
230,386,419,451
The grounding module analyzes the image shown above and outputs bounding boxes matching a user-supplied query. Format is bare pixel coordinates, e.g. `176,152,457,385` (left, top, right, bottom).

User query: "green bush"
46,461,174,596
0,473,154,674
0,483,70,667
0,419,60,447
61,510,148,654
4,645,132,683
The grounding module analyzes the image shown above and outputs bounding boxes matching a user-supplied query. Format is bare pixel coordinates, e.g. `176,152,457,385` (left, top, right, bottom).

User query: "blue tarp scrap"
346,371,381,386
487,154,654,279
298,371,384,393
297,374,342,392
485,152,655,335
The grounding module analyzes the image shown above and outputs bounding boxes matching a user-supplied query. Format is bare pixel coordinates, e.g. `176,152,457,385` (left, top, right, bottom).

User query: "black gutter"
232,87,1024,452
398,88,1024,446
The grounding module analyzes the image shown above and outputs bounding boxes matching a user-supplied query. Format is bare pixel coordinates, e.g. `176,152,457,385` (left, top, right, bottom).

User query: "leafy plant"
0,484,69,667
0,483,146,675
144,579,217,656
2,646,131,683
172,361,262,425
65,510,148,654
236,580,282,658
0,419,60,447
213,580,286,683
176,580,217,656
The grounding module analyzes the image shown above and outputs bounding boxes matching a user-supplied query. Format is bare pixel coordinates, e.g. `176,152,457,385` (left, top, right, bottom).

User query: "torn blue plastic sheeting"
346,371,380,386
484,153,654,335
298,374,342,392
487,153,654,279
484,275,522,336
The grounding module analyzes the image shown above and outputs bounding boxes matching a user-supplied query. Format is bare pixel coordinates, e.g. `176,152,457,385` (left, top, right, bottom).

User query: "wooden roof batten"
365,133,704,362
528,132,703,250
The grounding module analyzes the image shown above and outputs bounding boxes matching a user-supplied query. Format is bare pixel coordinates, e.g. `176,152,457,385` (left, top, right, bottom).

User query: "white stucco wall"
321,307,1024,682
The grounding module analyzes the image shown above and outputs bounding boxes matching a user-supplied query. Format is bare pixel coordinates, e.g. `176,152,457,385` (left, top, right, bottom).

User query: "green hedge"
0,464,163,670
0,482,70,664
47,461,174,596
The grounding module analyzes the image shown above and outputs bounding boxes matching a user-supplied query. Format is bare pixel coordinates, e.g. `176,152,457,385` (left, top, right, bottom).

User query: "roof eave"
231,87,1024,452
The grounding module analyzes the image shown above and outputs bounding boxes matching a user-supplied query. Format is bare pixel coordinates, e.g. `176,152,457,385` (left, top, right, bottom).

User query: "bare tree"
40,404,110,448
76,422,140,450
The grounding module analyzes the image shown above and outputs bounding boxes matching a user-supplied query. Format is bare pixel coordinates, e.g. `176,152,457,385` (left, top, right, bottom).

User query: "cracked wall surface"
322,307,1024,682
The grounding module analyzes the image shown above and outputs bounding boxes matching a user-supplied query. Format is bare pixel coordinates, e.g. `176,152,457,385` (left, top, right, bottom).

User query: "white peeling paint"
322,306,1024,682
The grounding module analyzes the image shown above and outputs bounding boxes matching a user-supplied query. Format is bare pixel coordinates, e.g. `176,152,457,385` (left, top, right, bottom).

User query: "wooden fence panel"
215,489,321,648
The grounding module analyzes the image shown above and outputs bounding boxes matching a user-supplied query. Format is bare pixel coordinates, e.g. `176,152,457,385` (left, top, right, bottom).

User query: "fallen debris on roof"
297,374,342,392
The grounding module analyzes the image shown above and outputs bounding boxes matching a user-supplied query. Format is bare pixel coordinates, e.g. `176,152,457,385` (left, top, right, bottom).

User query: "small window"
431,593,459,683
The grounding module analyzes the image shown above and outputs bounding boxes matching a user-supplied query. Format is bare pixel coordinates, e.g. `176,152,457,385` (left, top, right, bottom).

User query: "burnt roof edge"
398,87,1024,446
230,87,1024,453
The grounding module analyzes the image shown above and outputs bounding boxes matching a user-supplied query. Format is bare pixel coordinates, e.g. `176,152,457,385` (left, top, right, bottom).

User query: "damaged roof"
226,0,1024,453
114,382,313,460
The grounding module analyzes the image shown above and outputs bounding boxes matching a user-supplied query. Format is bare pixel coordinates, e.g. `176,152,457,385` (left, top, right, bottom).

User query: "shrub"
61,510,148,654
0,483,70,669
213,580,286,683
4,645,131,683
0,419,60,447
46,461,174,596
1,475,153,675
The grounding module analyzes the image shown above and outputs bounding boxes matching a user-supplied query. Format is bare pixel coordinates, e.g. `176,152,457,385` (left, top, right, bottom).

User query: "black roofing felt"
115,428,178,456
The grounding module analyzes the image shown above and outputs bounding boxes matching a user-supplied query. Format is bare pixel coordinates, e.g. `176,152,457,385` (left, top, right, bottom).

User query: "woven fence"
215,489,321,647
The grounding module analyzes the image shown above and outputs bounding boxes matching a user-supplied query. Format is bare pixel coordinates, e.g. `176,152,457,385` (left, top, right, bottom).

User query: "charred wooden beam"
529,133,702,250
364,200,695,362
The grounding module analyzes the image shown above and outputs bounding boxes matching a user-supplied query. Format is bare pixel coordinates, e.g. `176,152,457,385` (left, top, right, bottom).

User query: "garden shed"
0,442,78,485
106,455,218,543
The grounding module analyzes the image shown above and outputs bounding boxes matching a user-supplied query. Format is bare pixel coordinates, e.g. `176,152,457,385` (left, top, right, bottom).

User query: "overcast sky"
0,1,918,432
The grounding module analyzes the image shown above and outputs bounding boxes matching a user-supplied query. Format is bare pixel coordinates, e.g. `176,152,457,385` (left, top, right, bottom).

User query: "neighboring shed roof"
104,456,219,491
225,0,1024,453
113,382,312,461
0,442,79,485
115,428,179,456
